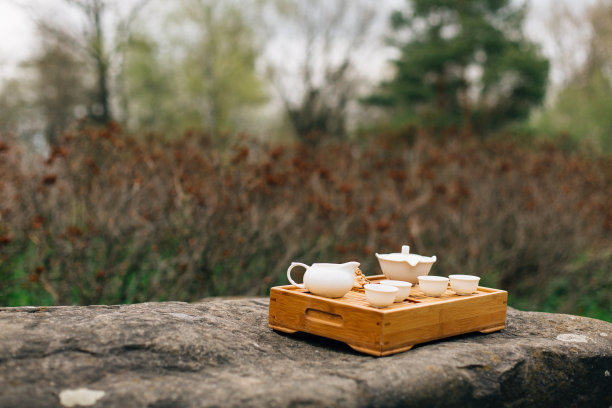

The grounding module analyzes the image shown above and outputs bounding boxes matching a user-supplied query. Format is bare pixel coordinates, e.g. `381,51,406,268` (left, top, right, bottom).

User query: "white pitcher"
286,261,360,298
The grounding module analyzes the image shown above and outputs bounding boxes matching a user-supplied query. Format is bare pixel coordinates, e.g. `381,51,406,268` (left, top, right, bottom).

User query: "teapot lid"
376,245,436,266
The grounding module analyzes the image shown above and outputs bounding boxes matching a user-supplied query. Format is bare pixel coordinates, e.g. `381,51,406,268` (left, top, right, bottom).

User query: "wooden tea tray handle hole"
305,308,344,327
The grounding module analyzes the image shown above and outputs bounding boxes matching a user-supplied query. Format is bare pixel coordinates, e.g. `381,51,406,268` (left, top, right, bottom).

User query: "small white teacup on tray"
449,274,480,295
417,276,449,297
379,280,412,302
364,284,398,308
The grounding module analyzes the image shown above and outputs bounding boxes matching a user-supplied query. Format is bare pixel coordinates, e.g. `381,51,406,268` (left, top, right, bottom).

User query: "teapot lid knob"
401,245,410,255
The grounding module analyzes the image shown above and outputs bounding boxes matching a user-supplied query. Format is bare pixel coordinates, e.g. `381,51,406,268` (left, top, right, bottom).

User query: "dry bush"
0,126,610,317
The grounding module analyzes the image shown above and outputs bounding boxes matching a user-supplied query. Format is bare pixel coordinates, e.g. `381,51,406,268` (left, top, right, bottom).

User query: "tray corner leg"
479,325,505,334
348,343,415,357
269,324,298,334
347,343,382,357
380,344,414,356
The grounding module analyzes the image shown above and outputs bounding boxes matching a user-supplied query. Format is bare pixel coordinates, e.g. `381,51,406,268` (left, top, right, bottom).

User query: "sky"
0,0,599,86
0,1,33,78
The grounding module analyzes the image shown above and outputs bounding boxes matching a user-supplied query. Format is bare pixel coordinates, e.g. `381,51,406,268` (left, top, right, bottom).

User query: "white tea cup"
364,284,398,308
449,274,480,295
417,276,449,297
379,280,412,302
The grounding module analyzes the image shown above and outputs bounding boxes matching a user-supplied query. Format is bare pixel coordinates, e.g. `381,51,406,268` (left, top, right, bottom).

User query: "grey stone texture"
0,299,610,407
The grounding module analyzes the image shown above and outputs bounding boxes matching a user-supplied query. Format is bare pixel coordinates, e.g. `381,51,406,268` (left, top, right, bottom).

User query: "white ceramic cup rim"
418,276,449,282
379,280,413,287
364,283,398,293
449,274,480,281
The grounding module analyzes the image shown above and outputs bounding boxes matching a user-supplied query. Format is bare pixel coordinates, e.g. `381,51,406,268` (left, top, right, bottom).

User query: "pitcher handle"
287,262,309,288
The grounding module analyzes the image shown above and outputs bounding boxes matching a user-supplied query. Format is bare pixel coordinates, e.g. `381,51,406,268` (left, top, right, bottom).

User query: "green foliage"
0,79,34,134
530,0,612,155
533,72,612,154
509,251,612,322
523,1,612,154
171,0,267,137
121,34,179,133
119,0,267,139
367,0,549,134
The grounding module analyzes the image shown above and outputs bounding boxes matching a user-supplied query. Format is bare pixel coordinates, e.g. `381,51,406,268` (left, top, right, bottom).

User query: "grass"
3,244,610,323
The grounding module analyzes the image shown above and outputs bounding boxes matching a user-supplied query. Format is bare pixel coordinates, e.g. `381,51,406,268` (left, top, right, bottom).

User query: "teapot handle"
287,262,309,288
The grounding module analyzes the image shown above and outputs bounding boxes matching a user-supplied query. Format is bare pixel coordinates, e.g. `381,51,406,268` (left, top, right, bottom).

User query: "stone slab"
0,299,610,407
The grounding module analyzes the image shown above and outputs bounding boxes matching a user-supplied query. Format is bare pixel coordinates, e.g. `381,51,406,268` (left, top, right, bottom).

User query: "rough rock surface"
0,299,610,408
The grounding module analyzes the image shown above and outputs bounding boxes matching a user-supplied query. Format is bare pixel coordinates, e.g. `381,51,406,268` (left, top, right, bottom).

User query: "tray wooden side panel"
269,287,385,354
380,289,508,355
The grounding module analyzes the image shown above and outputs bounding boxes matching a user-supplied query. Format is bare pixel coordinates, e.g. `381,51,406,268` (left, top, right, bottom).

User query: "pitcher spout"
339,261,360,280
342,261,360,269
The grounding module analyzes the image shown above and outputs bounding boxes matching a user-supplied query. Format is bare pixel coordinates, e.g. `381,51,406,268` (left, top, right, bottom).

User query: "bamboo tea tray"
269,275,507,356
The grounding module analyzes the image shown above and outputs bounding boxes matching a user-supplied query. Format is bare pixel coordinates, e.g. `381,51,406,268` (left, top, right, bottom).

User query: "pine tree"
367,0,549,135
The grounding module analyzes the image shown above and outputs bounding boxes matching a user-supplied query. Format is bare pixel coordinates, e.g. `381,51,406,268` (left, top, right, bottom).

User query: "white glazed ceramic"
379,279,412,302
376,245,436,284
418,275,449,297
364,284,398,308
449,274,480,295
286,261,360,298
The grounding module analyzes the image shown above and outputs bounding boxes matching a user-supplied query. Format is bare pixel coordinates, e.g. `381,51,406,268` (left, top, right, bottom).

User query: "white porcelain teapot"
376,245,436,284
286,261,360,298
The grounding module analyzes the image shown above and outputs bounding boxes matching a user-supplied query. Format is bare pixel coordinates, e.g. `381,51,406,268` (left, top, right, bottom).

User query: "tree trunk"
92,1,111,124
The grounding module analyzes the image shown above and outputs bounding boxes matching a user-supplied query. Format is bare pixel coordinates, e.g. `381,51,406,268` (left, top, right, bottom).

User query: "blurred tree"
67,0,112,124
584,1,612,85
119,33,178,133
545,4,591,89
24,31,91,145
0,78,34,135
366,0,549,135
534,1,612,153
25,0,149,127
265,0,377,144
166,0,267,139
0,23,91,145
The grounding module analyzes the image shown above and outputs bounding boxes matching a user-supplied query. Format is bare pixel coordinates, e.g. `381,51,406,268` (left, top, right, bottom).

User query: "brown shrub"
0,127,610,315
